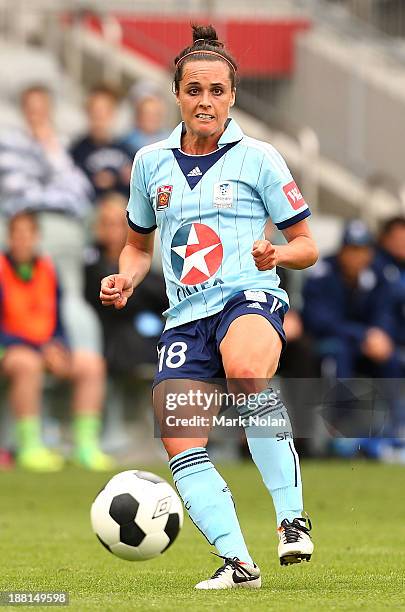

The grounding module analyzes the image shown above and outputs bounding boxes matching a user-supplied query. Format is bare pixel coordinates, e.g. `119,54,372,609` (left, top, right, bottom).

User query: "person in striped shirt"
101,24,318,590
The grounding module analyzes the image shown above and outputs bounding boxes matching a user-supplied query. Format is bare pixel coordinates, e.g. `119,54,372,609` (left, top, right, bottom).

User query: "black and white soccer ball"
91,470,183,561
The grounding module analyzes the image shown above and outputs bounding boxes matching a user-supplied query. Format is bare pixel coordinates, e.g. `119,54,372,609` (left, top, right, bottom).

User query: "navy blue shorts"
153,290,287,388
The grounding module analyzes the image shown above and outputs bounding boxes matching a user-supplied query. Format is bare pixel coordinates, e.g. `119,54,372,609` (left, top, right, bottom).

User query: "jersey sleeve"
258,145,311,229
126,152,157,234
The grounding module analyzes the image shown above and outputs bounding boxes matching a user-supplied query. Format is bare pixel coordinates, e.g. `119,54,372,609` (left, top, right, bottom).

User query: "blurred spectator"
0,213,112,471
0,84,106,422
303,219,397,374
302,219,404,455
122,80,169,155
0,84,93,293
277,267,319,457
278,267,319,378
373,216,405,352
84,193,167,374
70,84,132,200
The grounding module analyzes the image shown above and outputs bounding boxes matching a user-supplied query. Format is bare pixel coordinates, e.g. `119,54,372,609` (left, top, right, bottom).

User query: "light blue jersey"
127,118,310,330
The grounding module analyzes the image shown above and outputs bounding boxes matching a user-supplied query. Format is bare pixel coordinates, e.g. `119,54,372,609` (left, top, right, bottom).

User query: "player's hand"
361,327,393,363
100,273,134,309
252,240,278,270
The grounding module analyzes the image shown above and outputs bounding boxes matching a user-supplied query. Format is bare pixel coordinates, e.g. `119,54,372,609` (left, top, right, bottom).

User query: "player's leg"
2,345,63,471
153,378,261,589
220,313,313,565
60,293,112,470
70,350,113,470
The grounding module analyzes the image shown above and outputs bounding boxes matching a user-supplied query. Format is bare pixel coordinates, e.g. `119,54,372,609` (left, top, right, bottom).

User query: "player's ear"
172,81,180,105
230,89,236,108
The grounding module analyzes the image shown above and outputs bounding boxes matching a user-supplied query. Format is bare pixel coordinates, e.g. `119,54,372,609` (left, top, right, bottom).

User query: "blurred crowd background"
0,0,404,471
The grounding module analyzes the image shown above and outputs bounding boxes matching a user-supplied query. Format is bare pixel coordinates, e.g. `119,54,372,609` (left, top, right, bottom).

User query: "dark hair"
87,83,121,103
379,215,405,238
8,211,39,233
173,24,238,92
97,191,127,209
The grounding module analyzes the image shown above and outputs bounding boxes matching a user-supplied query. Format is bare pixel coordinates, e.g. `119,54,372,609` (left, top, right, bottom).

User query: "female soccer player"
100,24,318,590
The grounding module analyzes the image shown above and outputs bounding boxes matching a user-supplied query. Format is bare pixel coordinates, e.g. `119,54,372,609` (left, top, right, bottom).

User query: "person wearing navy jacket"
302,219,404,454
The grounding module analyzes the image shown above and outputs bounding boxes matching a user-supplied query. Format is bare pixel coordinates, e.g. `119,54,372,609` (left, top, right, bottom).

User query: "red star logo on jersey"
171,223,223,285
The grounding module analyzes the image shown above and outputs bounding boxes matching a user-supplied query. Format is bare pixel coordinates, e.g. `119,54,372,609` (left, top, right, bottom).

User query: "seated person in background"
277,266,319,378
373,216,405,361
303,219,398,375
0,84,95,294
0,213,112,471
0,84,107,435
84,193,167,375
70,84,132,201
277,267,320,456
302,219,403,451
0,84,93,294
122,81,169,156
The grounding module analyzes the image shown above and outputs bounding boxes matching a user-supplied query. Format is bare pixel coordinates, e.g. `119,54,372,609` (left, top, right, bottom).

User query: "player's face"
381,226,405,263
176,60,235,144
136,97,166,134
22,91,52,128
338,245,373,279
87,93,116,137
8,218,39,263
96,202,127,252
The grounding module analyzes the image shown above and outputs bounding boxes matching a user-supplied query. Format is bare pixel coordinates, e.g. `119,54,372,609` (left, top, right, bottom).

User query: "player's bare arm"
100,228,155,309
252,219,318,271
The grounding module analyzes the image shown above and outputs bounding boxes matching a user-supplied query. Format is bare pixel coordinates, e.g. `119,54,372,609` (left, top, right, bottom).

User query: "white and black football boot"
278,516,313,565
195,554,261,590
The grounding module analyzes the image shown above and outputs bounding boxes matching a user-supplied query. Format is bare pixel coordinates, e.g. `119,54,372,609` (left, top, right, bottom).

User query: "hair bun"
192,24,223,48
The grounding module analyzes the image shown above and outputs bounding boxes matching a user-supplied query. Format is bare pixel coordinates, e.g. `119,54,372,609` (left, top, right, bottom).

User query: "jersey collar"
163,117,244,149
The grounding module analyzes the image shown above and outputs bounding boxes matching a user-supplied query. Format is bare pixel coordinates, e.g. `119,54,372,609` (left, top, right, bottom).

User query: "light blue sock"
169,447,253,564
238,388,303,526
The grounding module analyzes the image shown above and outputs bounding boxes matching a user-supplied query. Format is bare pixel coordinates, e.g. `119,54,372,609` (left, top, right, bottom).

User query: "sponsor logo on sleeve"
156,185,173,210
283,181,305,210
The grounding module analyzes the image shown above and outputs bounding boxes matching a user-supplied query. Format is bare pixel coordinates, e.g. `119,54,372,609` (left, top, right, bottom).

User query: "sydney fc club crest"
213,181,233,208
171,223,223,285
156,185,173,211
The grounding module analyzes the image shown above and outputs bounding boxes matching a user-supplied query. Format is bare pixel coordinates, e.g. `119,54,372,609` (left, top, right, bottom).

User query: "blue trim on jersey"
173,142,238,190
276,208,311,230
163,118,244,149
126,211,156,234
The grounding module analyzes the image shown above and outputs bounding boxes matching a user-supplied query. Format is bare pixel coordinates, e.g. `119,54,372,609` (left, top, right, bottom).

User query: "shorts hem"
216,309,287,349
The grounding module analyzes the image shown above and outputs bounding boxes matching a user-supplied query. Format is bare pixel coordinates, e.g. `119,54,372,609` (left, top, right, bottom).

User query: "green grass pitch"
1,460,405,611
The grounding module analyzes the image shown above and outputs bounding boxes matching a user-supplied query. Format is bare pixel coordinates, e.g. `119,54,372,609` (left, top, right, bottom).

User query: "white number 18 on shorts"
157,342,188,372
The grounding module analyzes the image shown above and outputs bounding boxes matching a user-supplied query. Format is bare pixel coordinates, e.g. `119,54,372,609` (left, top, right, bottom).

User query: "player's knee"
226,361,255,379
72,351,106,381
3,346,44,378
225,361,266,392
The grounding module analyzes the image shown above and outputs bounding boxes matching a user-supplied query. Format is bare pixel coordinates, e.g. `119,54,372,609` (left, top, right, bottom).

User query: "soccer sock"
238,388,303,526
15,415,43,452
73,413,101,454
169,447,253,564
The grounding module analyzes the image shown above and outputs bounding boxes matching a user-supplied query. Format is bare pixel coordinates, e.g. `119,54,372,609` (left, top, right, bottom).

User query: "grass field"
1,460,405,611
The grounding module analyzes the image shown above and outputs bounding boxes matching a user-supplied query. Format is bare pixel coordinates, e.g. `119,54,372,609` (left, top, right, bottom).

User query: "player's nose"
199,90,212,107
